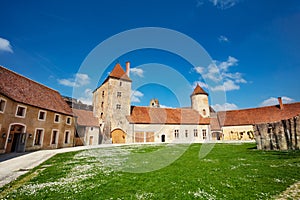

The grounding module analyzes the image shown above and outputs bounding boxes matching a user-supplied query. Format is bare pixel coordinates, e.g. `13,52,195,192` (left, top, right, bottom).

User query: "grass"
0,143,300,199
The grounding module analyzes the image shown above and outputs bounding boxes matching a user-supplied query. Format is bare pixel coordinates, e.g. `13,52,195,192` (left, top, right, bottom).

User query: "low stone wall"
254,115,300,150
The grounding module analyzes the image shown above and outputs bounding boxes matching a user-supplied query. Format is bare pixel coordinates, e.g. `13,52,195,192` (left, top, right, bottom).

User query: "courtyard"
0,143,300,199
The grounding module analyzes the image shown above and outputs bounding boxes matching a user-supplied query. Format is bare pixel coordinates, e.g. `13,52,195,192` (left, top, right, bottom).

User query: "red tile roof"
218,102,300,126
127,106,210,125
108,63,131,81
0,66,73,115
191,84,208,96
210,116,222,131
73,109,99,127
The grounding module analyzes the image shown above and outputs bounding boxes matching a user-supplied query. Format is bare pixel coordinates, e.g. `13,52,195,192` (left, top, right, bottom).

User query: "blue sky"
1,0,300,111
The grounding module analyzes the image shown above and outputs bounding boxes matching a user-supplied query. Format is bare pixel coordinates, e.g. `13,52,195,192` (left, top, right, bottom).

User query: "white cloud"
130,68,144,77
58,73,90,87
259,96,294,107
194,66,205,74
212,102,238,111
211,80,240,91
209,0,239,9
218,35,229,43
0,37,13,53
193,56,246,92
131,90,144,103
202,63,222,82
219,56,238,71
78,88,93,105
160,104,173,108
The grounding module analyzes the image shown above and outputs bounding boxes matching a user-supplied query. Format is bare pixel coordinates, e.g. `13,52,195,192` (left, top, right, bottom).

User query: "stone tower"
190,84,210,117
93,62,132,143
149,98,160,108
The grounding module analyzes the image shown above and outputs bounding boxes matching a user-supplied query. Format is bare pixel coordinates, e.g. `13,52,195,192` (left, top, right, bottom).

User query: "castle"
93,62,300,144
1,62,300,154
92,62,226,143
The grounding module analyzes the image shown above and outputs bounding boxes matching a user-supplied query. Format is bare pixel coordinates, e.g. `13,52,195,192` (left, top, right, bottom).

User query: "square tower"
93,62,132,142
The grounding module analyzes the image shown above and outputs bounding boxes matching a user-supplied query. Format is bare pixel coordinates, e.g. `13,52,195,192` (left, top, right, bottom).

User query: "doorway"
161,134,165,142
6,124,26,153
111,129,126,144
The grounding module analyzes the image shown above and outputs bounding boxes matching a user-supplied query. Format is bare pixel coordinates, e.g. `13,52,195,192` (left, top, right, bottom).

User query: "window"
194,129,198,137
101,101,104,108
116,104,121,110
0,98,6,113
51,130,58,144
120,81,122,86
38,110,46,121
34,129,44,145
174,129,179,138
16,105,26,117
91,127,94,131
203,109,206,116
100,112,103,119
54,114,60,123
66,117,72,125
117,92,121,97
64,131,70,144
202,129,207,140
185,130,188,137
102,91,105,97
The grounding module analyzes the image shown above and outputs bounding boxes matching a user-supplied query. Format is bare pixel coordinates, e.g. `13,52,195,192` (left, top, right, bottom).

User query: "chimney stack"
278,97,284,110
125,61,130,77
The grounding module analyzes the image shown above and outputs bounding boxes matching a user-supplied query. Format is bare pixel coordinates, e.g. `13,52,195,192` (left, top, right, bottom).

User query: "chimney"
125,61,130,77
278,97,284,110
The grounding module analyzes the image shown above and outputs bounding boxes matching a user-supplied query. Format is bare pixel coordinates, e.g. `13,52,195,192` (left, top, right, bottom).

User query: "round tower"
149,98,160,108
190,84,210,117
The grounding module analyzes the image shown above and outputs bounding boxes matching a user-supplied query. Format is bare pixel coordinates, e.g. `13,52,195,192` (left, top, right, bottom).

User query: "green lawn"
1,143,300,199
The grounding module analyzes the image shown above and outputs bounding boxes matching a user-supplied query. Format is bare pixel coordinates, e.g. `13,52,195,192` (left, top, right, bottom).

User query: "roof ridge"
217,101,300,114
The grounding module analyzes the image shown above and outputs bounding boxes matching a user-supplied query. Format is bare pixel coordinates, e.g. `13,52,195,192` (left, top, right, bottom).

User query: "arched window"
202,109,206,116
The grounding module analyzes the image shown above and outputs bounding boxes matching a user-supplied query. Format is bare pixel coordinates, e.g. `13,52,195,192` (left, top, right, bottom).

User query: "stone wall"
254,115,300,150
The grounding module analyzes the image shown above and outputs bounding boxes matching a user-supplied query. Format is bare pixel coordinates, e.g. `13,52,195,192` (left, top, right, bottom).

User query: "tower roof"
192,84,208,96
108,63,131,81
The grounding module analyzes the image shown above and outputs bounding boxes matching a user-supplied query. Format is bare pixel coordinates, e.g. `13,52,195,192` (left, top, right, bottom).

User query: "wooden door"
111,129,126,144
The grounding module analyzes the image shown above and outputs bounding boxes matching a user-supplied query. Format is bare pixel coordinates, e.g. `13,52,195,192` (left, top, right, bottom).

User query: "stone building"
73,108,101,146
93,62,211,144
216,98,300,141
0,66,75,154
93,62,132,143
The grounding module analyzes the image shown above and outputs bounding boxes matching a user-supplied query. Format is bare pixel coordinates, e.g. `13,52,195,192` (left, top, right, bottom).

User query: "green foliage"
1,143,300,199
